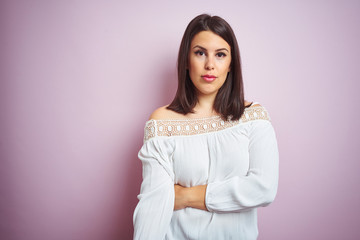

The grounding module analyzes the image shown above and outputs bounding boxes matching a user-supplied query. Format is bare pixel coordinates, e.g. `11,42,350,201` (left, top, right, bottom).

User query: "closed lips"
202,75,216,82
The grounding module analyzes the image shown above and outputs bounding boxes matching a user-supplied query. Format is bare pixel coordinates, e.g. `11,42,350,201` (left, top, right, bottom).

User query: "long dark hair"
167,14,246,121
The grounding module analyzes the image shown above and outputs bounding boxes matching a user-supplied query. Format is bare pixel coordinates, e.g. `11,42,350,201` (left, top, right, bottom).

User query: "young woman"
133,14,279,240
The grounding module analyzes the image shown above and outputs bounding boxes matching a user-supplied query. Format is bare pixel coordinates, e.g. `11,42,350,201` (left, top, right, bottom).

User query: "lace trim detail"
144,105,270,141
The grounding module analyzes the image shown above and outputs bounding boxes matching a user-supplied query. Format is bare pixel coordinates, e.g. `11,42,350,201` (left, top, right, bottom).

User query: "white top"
133,103,279,240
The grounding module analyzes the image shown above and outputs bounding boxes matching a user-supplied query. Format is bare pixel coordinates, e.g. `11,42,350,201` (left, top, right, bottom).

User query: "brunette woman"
133,14,279,240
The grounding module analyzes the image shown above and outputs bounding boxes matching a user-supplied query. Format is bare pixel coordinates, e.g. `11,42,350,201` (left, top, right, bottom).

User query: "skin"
188,30,232,116
149,30,258,211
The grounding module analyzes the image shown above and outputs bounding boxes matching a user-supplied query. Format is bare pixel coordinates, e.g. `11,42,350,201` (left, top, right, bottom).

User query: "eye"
194,50,205,56
216,52,227,58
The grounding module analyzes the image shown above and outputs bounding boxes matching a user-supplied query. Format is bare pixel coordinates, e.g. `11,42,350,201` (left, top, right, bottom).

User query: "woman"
133,14,279,240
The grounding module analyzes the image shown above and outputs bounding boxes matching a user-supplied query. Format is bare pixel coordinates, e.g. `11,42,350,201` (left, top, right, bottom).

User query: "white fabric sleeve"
205,120,279,213
133,139,174,240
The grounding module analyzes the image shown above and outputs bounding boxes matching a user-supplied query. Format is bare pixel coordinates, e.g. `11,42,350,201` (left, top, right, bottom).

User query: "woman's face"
188,30,231,98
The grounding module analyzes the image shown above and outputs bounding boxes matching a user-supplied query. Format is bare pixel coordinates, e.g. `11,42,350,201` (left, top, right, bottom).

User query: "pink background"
1,0,360,239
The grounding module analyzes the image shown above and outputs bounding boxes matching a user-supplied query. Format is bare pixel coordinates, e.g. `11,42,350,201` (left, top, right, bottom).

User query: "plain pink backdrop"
1,0,360,239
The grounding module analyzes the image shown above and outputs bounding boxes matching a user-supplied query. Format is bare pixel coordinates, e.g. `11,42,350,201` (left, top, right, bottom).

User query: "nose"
205,56,215,70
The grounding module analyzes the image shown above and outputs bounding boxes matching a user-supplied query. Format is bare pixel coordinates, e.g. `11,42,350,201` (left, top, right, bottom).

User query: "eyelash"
216,52,227,57
194,50,227,58
194,50,205,56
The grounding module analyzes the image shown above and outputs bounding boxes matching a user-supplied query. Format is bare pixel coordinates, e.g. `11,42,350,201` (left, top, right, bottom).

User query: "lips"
201,74,217,83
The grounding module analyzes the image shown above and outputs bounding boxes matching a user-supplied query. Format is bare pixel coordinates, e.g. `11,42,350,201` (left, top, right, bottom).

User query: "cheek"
189,59,202,76
222,61,231,74
189,58,201,69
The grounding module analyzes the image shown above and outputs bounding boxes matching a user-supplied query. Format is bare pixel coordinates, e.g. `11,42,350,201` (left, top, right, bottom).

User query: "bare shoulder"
149,105,184,120
245,100,261,108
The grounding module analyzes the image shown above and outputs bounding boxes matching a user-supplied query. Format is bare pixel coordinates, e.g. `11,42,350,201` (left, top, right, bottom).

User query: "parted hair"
167,14,247,121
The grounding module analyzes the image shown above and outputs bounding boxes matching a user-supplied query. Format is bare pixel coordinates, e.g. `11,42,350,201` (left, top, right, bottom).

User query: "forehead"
191,31,230,50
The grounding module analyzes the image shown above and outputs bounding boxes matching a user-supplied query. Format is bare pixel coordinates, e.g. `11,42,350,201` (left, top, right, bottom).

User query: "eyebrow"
193,45,229,53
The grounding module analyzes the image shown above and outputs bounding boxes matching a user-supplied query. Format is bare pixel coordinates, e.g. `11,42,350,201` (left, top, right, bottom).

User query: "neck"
193,92,217,117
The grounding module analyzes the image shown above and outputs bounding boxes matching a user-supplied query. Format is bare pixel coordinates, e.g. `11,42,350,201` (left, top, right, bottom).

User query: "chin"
197,88,219,96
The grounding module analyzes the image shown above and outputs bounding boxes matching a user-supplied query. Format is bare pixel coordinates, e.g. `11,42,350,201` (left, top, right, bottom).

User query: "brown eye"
216,52,226,57
195,50,205,56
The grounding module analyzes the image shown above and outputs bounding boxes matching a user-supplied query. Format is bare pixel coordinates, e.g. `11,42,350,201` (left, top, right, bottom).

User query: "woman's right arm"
133,139,174,240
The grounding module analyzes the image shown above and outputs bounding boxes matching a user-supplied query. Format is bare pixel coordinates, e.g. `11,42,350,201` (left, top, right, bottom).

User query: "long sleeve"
205,119,279,213
133,139,175,240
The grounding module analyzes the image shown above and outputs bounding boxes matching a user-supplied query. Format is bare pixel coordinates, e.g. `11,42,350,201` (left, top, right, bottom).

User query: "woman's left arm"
175,120,279,213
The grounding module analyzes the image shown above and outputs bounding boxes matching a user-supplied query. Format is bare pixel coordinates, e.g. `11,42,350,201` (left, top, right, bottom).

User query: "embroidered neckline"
144,105,270,141
146,114,222,123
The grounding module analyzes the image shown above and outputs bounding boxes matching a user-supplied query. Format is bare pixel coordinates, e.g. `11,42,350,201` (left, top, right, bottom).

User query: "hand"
174,184,208,211
174,184,188,210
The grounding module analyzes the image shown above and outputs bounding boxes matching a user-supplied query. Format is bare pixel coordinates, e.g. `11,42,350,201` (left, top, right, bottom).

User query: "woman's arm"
174,119,279,213
133,139,175,240
205,120,279,213
174,184,207,211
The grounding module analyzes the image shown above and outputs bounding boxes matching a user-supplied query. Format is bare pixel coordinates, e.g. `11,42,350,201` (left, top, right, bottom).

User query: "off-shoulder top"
133,102,279,240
